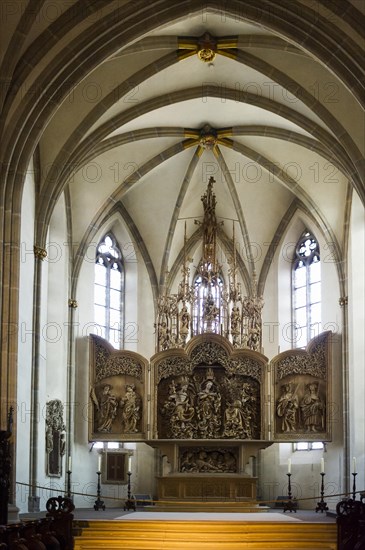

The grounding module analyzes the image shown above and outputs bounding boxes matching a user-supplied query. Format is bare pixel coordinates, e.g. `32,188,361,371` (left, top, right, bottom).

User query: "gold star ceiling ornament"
177,32,238,62
182,124,234,155
177,33,238,154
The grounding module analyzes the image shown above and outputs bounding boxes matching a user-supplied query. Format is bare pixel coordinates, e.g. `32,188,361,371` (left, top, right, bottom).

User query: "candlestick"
352,472,357,501
66,469,72,499
283,473,297,513
94,470,105,511
315,472,328,513
287,459,291,474
123,471,136,511
320,458,325,474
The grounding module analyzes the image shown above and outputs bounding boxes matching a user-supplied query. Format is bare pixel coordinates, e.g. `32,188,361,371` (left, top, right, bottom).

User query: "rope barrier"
15,481,364,506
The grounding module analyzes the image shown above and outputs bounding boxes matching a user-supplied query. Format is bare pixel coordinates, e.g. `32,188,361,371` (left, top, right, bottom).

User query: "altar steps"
74,519,337,550
144,500,269,513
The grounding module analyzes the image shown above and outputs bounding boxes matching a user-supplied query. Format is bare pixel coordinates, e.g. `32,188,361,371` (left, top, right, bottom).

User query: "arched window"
292,231,321,348
192,266,224,335
94,234,124,348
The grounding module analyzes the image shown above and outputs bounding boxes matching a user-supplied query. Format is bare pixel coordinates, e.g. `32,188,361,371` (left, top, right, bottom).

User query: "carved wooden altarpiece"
89,335,149,441
272,331,332,442
88,331,333,501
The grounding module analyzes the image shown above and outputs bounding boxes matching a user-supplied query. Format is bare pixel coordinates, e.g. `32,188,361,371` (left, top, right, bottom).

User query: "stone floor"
20,506,336,523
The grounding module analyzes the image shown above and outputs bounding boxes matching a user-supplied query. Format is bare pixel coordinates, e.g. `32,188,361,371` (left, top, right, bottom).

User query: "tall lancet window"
94,233,124,348
192,268,224,335
292,231,321,348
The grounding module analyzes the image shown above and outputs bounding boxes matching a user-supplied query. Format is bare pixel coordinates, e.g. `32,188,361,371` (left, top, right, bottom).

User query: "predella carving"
179,447,238,473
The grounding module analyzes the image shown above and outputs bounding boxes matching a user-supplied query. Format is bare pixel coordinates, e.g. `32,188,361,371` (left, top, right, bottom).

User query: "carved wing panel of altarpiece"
89,335,149,441
271,331,332,442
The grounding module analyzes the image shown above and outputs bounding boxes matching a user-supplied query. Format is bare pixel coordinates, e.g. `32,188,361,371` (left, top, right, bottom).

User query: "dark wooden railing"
336,493,365,550
1,403,365,549
0,496,74,550
0,409,13,526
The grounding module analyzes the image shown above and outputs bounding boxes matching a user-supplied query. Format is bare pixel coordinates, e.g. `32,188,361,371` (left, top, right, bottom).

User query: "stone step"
74,520,337,550
145,501,269,513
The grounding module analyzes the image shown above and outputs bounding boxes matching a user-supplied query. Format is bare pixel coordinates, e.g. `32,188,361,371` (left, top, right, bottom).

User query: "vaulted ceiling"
1,0,364,303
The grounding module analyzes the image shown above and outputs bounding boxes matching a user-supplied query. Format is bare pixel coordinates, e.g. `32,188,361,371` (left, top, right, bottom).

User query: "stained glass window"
94,234,123,348
292,231,321,347
192,265,224,335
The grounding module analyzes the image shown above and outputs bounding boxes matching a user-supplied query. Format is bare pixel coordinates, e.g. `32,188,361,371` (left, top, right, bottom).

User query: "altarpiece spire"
155,177,264,352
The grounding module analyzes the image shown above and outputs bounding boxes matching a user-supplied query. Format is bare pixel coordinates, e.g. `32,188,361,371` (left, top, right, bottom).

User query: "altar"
87,179,332,507
157,474,257,501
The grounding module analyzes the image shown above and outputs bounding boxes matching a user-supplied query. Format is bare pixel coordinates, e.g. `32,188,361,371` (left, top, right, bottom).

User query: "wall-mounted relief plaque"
45,399,66,477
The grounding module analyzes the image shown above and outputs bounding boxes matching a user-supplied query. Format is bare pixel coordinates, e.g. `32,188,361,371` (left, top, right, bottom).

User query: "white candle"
68,456,72,471
128,455,132,472
287,459,291,474
98,455,102,472
353,457,356,474
320,458,324,474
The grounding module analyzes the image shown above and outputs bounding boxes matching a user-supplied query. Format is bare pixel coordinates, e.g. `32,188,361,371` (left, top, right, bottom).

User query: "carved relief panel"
179,446,238,473
89,335,149,441
45,399,66,477
272,331,332,441
152,334,268,441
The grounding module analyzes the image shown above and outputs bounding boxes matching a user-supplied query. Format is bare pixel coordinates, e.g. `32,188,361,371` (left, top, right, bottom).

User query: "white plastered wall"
260,210,343,509
348,191,365,492
35,194,69,509
73,213,156,508
16,160,35,513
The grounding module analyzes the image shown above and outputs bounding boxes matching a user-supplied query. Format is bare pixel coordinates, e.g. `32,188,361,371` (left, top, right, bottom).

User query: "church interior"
0,1,364,548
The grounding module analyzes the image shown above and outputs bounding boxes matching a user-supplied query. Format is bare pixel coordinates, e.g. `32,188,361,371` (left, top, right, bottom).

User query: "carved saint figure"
59,432,66,457
223,400,245,438
300,382,324,432
180,451,197,472
46,426,54,454
203,293,219,323
197,379,221,437
240,382,259,438
201,177,217,247
247,326,260,351
195,450,218,472
276,383,299,432
120,384,142,433
96,384,118,432
179,305,190,342
163,378,195,438
158,321,170,350
222,451,237,472
230,306,241,345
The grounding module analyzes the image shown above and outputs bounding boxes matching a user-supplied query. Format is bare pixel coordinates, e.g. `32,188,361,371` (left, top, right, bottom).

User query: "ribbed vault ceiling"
1,1,364,303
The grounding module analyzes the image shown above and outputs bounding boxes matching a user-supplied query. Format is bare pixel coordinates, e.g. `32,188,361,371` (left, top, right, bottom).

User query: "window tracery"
292,231,321,348
94,233,124,348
